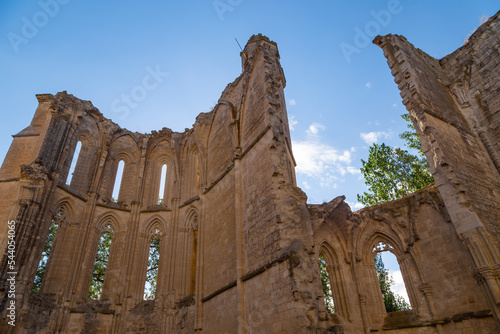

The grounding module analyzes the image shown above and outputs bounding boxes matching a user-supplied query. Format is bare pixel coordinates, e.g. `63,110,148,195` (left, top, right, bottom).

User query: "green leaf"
32,221,59,293
319,254,335,313
88,232,113,299
357,112,433,207
374,253,411,312
144,236,161,300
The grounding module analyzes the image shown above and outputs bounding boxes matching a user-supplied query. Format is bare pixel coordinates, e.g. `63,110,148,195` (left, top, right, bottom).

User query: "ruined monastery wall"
0,15,499,333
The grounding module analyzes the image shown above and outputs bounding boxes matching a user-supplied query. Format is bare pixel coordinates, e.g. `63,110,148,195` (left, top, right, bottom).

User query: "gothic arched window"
88,223,114,299
32,208,66,293
144,227,162,300
372,241,412,312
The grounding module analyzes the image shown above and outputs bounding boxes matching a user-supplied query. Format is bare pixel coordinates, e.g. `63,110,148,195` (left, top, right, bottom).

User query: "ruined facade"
0,12,499,334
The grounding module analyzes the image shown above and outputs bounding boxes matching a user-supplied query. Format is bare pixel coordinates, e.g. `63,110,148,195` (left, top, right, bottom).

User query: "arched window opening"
66,141,82,185
158,164,167,205
190,217,198,295
112,160,125,202
319,253,335,313
32,209,64,293
144,228,161,300
88,224,114,300
373,241,411,312
195,156,199,191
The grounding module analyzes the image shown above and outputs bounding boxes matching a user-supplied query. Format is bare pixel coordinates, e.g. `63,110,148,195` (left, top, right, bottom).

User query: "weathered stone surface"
0,14,499,333
374,9,500,330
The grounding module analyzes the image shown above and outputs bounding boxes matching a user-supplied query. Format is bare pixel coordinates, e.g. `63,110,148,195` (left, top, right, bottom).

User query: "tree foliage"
357,113,433,206
374,253,411,312
144,236,161,300
32,221,58,293
319,254,335,313
88,231,113,299
399,113,424,154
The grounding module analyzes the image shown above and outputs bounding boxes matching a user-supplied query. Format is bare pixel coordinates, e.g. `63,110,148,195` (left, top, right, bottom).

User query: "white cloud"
307,122,326,136
346,166,360,175
365,82,372,89
289,115,298,131
302,181,311,190
346,201,364,211
392,103,398,108
360,131,391,145
293,135,356,188
289,99,296,106
389,270,410,306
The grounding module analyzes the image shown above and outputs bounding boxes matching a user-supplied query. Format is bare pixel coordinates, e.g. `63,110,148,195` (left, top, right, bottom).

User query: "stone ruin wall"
0,35,334,333
375,9,500,329
0,12,498,334
309,185,497,333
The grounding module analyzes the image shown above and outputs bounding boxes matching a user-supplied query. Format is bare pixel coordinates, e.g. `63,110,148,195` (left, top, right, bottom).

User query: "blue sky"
0,1,497,210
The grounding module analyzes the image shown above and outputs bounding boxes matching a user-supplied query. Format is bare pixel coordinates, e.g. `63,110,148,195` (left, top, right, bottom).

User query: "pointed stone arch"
183,207,199,295
32,200,73,294
318,240,352,322
86,212,121,300
103,133,142,203
95,212,121,234
181,142,201,201
51,199,74,224
144,140,178,208
359,228,429,322
143,218,164,300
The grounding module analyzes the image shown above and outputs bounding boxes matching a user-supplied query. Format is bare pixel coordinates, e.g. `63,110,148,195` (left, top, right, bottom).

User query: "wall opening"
190,217,198,295
319,253,335,313
88,224,114,300
373,241,411,312
32,211,62,293
195,156,199,191
158,164,167,205
66,141,82,185
112,160,125,202
144,228,161,300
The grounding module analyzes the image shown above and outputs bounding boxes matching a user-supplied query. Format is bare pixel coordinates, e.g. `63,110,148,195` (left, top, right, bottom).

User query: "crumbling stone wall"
375,9,500,328
0,14,499,333
0,35,333,333
309,185,498,333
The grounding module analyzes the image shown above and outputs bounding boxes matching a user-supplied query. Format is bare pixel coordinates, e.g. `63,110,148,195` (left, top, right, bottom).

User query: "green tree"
88,230,113,299
32,221,59,293
399,113,424,154
319,254,335,313
144,235,161,300
357,113,433,206
374,253,411,312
